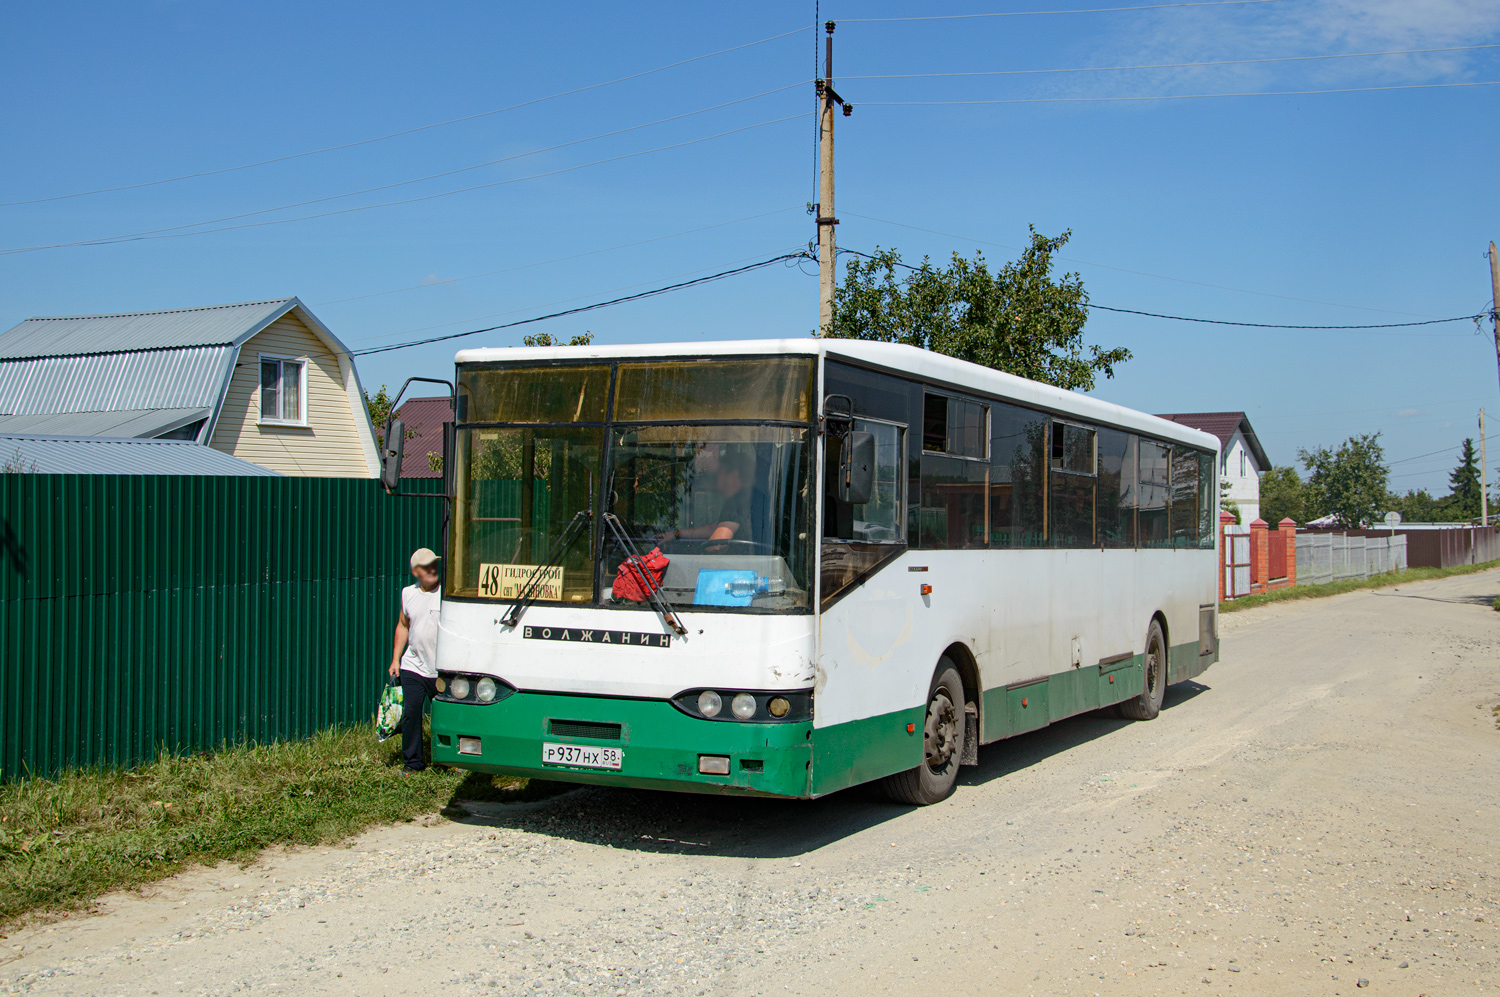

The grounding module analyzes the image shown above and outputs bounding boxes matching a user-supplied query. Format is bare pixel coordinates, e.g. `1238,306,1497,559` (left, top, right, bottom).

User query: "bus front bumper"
431,692,813,798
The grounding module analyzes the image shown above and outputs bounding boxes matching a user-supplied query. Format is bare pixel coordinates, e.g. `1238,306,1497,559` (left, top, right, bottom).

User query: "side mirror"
837,431,875,505
380,419,405,493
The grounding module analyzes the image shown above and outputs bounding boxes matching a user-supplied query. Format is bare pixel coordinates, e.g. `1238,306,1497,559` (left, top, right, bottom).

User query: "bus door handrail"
499,510,592,629
601,513,688,636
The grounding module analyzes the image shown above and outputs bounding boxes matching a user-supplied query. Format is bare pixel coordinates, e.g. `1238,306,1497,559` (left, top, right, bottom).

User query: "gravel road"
4,569,1499,996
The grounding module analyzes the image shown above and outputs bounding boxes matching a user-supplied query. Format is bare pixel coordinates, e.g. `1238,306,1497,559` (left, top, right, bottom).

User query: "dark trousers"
400,671,439,771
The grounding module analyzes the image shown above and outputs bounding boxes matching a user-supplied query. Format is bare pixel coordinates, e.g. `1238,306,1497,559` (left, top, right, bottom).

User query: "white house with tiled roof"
1156,412,1270,523
0,298,379,477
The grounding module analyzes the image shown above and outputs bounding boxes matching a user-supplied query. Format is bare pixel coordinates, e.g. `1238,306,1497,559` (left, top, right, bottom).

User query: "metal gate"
1224,523,1251,598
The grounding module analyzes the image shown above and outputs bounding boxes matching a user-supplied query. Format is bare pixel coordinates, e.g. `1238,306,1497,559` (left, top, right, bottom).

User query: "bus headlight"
671,689,813,723
436,672,514,705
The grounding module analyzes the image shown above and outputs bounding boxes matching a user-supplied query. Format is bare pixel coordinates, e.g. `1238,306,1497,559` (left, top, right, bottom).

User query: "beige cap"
410,547,441,568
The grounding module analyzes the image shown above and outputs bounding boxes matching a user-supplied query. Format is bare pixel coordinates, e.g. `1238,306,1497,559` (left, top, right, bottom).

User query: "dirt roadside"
2,569,1498,996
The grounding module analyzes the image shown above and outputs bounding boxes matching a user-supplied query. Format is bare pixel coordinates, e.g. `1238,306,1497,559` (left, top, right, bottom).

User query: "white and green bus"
394,340,1219,805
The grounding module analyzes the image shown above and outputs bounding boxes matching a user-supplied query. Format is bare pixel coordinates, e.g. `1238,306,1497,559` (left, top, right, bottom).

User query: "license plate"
541,742,622,770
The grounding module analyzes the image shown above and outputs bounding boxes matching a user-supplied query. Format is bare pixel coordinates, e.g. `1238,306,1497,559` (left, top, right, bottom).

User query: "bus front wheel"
1119,620,1167,721
882,661,964,805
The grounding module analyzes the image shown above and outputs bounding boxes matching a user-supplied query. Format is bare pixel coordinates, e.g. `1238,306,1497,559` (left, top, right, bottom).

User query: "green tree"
1444,437,1482,522
1219,478,1240,525
365,384,395,448
1298,433,1388,528
1258,465,1306,525
522,331,594,347
1388,487,1442,523
364,384,420,450
824,229,1131,391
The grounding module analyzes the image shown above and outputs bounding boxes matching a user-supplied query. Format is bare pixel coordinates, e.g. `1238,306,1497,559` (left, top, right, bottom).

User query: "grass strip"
0,725,561,928
1221,560,1499,613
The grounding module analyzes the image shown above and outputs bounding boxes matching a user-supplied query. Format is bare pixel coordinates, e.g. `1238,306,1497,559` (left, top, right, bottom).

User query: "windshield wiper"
602,513,688,636
500,510,591,629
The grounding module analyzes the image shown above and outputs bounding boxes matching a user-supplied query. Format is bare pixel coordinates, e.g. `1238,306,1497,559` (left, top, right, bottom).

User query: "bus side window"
990,402,1046,548
1048,422,1097,547
825,420,906,543
1170,447,1201,547
1097,428,1135,548
821,419,908,607
1198,450,1216,549
923,393,987,458
1137,440,1172,547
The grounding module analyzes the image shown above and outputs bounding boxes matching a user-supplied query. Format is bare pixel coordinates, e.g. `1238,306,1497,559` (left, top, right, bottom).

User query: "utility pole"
1482,408,1489,527
815,21,852,335
1490,242,1500,394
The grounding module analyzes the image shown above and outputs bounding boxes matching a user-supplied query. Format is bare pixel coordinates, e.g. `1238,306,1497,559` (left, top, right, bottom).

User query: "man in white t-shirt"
389,547,442,773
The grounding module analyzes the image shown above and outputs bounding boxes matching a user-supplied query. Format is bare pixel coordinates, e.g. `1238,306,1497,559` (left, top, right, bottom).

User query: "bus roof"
453,339,1220,453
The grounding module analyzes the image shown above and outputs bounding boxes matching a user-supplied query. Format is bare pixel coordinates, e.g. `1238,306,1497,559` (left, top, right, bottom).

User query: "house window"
260,356,307,425
1239,449,1246,478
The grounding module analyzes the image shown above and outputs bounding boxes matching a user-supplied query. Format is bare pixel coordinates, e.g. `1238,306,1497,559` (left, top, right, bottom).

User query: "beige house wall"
208,312,373,477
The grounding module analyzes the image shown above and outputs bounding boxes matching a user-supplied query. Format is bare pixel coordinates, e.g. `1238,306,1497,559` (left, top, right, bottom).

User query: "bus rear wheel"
1119,620,1167,721
882,661,964,805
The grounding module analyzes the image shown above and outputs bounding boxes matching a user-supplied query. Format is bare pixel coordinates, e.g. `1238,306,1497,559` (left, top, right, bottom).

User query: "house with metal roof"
391,396,453,478
0,434,281,476
0,298,379,477
1156,411,1270,523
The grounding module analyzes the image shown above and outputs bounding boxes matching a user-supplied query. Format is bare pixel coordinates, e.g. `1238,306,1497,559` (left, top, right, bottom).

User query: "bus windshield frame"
448,355,816,615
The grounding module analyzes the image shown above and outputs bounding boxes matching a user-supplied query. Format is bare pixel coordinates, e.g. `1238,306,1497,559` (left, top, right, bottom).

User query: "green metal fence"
0,474,445,780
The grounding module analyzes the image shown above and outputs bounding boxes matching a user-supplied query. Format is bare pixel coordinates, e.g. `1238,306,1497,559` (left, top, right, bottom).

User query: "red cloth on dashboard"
612,547,669,602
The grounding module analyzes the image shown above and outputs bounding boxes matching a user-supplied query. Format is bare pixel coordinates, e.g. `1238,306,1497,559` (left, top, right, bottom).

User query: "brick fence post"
1280,519,1298,587
1249,517,1269,596
1218,511,1235,603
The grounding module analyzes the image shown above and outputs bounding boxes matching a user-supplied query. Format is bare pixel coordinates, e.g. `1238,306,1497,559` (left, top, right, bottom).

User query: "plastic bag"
612,547,669,602
376,677,403,742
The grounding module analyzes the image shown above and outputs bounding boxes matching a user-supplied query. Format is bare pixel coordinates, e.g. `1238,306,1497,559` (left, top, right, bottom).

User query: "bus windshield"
449,356,814,613
603,424,812,611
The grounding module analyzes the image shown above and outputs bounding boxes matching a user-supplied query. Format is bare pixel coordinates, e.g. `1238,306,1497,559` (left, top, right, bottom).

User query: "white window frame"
258,353,310,427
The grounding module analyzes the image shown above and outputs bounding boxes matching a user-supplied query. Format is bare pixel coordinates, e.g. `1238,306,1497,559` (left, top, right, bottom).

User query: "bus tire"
882,661,964,806
1119,619,1167,721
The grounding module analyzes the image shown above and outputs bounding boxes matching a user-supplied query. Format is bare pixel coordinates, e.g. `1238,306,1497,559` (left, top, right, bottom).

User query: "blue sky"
2,0,1498,495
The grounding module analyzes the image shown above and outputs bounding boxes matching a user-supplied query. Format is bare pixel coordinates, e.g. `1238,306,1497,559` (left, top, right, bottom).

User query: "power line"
315,206,803,306
0,114,810,255
840,44,1500,80
859,79,1500,104
840,211,1445,318
347,248,801,345
349,251,811,357
1087,303,1486,331
0,25,813,208
0,83,804,254
838,247,1488,333
841,0,1289,22
1387,436,1494,467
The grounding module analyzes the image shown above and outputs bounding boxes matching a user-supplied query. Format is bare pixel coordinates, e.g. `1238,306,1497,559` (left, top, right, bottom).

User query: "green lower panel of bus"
431,692,814,798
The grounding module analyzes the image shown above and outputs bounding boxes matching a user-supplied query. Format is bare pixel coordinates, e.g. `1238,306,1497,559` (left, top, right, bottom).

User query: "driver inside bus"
661,447,760,545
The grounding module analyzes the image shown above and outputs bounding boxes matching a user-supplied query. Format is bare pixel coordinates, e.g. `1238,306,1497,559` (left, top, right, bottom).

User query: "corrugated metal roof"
0,435,282,476
0,408,209,438
392,397,452,478
0,346,235,416
0,298,295,359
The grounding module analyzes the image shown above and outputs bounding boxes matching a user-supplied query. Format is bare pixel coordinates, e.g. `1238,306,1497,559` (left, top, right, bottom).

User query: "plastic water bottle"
725,576,786,598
